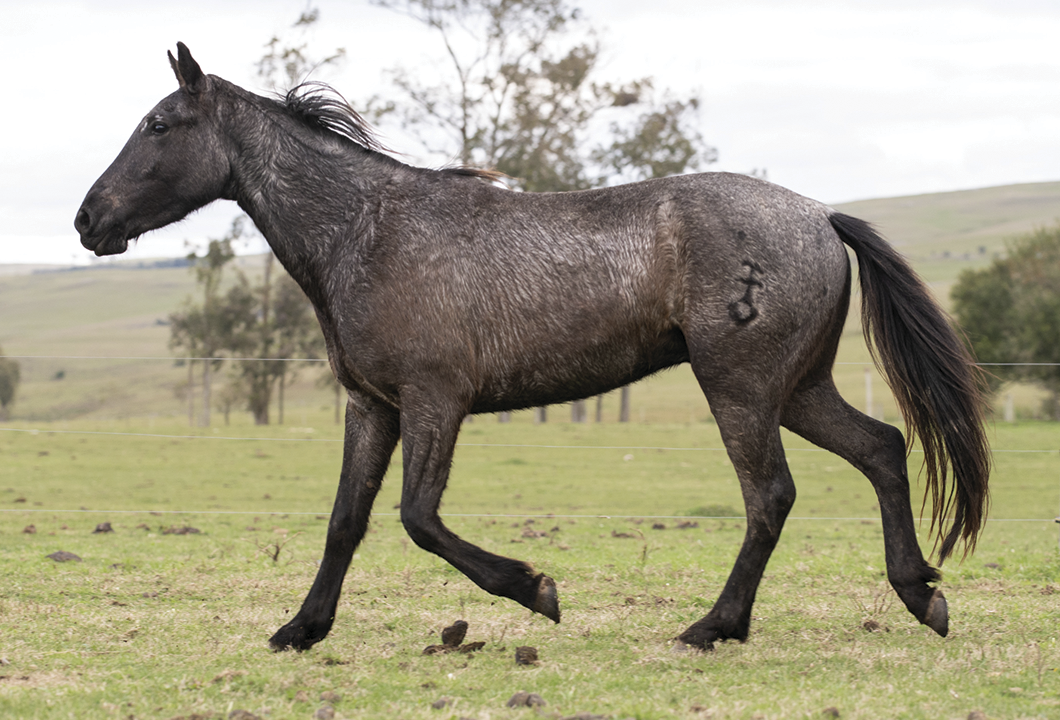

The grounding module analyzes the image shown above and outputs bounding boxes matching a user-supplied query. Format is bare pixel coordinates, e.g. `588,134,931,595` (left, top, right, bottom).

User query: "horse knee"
400,505,438,551
773,475,796,514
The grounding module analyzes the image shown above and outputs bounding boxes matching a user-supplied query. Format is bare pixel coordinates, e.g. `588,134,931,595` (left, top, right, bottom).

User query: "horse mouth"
80,232,130,256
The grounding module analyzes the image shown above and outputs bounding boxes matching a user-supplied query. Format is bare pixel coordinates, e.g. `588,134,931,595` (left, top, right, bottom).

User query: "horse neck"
222,89,399,294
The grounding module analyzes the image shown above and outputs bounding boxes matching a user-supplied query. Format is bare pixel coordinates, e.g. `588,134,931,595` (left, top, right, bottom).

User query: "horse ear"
169,42,208,95
168,50,182,86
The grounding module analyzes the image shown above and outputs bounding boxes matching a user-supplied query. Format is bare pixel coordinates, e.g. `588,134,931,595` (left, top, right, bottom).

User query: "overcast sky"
2,0,1059,266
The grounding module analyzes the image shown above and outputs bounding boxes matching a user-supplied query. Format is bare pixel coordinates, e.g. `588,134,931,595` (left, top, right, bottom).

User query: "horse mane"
282,82,504,184
283,82,391,154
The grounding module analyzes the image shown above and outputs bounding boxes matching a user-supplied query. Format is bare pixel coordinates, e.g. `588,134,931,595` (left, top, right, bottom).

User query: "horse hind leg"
678,393,796,650
780,378,948,636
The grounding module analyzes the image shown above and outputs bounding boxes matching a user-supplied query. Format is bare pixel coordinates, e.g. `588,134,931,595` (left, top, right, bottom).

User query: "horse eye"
150,122,169,135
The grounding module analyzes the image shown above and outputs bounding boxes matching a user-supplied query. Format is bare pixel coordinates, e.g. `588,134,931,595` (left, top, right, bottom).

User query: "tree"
593,92,717,184
169,218,248,427
952,223,1060,418
171,242,322,427
215,259,323,426
271,272,324,424
233,254,277,425
218,3,343,426
316,367,344,425
0,347,20,420
256,4,345,91
369,0,715,192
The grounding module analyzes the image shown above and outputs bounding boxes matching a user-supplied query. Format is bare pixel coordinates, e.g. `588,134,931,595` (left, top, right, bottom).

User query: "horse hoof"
532,574,560,623
269,621,320,652
269,632,297,652
923,588,949,637
675,629,716,652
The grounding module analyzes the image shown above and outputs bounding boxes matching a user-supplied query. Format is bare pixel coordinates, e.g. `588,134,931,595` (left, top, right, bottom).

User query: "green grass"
1,415,1058,719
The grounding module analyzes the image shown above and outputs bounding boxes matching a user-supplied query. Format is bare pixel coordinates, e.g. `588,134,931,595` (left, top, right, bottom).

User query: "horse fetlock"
531,573,561,623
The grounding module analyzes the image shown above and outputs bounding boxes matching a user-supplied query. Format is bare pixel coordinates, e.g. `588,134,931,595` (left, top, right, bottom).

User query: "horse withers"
75,43,989,651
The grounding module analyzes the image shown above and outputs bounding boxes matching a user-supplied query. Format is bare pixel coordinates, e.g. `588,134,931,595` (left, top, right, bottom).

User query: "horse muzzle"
74,198,131,256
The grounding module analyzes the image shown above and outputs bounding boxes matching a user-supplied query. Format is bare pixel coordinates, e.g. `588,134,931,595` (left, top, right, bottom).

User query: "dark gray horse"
75,44,989,651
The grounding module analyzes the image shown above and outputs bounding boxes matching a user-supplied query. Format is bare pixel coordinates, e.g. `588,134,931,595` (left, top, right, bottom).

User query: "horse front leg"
398,394,560,621
679,403,796,650
269,396,400,651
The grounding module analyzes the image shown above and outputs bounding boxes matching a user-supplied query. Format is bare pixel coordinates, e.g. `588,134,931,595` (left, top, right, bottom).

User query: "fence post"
187,357,194,427
864,367,874,420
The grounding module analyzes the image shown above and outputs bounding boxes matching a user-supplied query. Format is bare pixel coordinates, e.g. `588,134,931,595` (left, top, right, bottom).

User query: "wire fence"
0,424,1057,454
1,425,1057,529
8,354,1060,365
1,354,1058,532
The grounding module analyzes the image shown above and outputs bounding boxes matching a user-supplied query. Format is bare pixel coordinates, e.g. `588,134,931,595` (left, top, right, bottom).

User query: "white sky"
2,0,1059,266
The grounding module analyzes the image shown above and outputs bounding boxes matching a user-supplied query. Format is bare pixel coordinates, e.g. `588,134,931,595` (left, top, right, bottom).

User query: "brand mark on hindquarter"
728,260,763,324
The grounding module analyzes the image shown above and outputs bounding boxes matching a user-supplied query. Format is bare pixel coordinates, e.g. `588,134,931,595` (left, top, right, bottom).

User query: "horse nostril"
75,207,92,234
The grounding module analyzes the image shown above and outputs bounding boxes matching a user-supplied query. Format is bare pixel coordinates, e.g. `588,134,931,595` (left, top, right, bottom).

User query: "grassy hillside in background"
1,180,1058,423
836,180,1060,285
835,181,1060,256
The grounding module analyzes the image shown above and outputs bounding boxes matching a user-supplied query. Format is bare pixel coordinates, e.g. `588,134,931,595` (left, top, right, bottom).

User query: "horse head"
74,43,231,256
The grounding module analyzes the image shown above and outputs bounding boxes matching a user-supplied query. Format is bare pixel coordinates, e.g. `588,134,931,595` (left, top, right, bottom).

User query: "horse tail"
829,212,990,563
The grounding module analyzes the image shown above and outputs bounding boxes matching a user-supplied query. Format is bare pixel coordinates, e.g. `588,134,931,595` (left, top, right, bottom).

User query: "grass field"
1,413,1058,719
2,181,1060,718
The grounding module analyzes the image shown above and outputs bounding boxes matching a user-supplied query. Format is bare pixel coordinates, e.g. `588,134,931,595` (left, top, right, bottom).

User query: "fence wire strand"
2,356,1058,528
1,428,1057,524
0,425,1054,454
8,354,1060,367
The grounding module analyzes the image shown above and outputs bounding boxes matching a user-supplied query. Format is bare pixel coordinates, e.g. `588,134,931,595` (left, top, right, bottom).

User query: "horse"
75,43,989,651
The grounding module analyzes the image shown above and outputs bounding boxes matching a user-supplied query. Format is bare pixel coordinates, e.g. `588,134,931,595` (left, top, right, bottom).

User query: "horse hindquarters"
675,206,851,648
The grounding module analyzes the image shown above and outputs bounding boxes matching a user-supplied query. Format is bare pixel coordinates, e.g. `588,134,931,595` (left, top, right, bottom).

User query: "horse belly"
467,285,689,413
